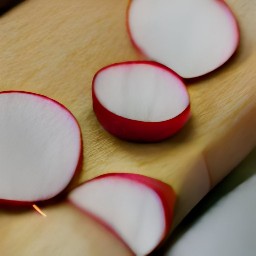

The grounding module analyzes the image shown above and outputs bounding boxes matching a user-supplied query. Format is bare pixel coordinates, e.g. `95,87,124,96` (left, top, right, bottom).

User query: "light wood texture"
0,202,133,256
0,0,255,255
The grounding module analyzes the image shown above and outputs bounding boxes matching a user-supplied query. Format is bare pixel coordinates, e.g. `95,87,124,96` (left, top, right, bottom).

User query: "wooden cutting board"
0,0,255,255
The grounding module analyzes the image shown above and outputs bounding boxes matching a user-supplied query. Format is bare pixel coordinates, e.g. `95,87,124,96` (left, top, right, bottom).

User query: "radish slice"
127,0,239,78
92,61,190,142
0,91,81,205
69,173,176,255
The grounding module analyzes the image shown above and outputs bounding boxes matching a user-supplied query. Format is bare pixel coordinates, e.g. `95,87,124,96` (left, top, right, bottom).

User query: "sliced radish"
92,61,190,142
127,0,239,78
0,91,81,205
69,173,176,255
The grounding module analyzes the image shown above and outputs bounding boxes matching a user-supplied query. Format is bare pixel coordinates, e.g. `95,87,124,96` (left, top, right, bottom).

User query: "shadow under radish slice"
127,0,239,78
0,91,81,206
69,173,176,256
92,61,190,142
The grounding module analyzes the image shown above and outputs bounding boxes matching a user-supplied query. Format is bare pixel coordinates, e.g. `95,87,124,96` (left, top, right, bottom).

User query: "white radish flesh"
128,0,239,78
92,61,190,142
0,91,81,205
69,173,176,255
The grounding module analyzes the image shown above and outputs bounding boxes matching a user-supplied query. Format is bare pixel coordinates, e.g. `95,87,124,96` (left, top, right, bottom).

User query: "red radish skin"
126,0,145,58
0,91,82,206
69,173,176,255
92,61,190,142
127,0,239,78
0,147,83,208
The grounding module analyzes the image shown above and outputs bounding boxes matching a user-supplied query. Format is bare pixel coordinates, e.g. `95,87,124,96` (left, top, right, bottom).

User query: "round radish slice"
69,173,176,255
0,91,81,205
127,0,239,78
92,61,190,142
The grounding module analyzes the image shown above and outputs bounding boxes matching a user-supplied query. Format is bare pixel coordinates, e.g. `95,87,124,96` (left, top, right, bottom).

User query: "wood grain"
0,0,255,255
0,202,133,256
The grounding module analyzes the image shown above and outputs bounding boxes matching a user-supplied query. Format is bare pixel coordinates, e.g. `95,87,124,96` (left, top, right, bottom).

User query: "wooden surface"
161,148,256,255
0,0,255,255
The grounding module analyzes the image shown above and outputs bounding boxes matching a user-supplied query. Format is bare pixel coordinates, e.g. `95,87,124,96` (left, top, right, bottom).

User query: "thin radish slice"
92,61,190,142
127,0,239,78
69,173,176,255
0,91,81,205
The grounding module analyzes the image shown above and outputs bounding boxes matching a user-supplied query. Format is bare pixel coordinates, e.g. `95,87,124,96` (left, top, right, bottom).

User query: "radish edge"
0,90,83,207
69,173,176,255
126,0,240,79
92,61,191,142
